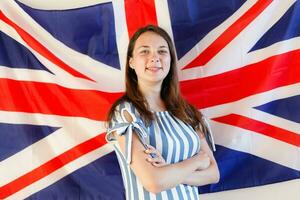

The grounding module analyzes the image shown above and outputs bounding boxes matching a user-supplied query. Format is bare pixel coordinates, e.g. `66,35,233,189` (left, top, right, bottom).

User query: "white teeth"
146,67,162,70
146,67,161,71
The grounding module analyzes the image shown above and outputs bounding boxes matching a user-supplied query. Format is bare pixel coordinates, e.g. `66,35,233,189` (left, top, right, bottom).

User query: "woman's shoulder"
113,99,140,117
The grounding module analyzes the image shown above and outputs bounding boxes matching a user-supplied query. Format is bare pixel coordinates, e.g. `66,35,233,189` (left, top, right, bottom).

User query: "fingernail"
150,153,157,158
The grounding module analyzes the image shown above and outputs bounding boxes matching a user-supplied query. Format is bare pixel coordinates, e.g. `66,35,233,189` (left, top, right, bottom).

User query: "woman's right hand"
193,151,211,170
144,145,167,167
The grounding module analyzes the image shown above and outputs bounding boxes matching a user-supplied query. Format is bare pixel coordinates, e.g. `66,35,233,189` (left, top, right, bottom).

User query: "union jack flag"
0,0,299,199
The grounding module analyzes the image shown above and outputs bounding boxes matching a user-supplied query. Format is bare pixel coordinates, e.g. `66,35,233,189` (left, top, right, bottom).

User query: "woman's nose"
151,58,159,63
150,54,159,63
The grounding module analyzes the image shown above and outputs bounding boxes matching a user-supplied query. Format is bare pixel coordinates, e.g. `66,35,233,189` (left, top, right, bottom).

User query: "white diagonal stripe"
6,144,113,200
0,0,124,91
212,120,300,171
0,116,105,186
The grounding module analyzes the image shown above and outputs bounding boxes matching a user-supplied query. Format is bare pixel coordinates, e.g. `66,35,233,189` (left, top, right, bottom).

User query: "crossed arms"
113,112,220,193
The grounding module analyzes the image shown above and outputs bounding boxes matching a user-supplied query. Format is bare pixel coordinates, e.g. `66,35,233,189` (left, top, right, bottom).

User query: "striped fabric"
106,101,201,200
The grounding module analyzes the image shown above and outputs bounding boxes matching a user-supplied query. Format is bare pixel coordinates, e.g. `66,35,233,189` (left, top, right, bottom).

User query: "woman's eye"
158,50,168,54
140,50,149,54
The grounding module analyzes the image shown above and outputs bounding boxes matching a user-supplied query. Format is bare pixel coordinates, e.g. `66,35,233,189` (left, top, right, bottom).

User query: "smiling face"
129,31,171,87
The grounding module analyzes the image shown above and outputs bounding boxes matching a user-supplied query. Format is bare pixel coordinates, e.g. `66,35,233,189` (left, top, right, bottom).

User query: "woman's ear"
129,58,134,69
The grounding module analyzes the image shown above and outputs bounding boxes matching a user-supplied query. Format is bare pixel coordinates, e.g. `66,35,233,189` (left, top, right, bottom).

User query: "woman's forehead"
134,31,168,48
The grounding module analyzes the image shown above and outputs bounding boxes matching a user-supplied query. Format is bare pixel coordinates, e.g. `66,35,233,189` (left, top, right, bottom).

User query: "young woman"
106,25,220,200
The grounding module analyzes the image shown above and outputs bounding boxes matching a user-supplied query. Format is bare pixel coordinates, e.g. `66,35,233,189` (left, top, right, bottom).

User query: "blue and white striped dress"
106,101,201,200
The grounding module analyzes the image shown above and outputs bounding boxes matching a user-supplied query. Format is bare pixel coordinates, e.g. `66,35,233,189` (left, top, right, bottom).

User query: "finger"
152,162,165,167
198,151,208,157
146,145,156,150
144,148,156,154
146,157,160,163
198,150,206,155
147,157,165,164
144,150,157,158
144,149,160,158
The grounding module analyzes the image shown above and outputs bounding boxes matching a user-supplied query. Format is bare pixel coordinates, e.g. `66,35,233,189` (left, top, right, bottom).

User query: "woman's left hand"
144,145,166,167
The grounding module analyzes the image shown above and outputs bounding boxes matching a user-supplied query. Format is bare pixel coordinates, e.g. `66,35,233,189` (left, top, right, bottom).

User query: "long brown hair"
107,25,203,130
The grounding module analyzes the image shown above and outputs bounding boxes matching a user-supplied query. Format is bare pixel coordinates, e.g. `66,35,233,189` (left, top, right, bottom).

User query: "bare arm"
115,131,204,193
113,111,218,193
182,131,220,186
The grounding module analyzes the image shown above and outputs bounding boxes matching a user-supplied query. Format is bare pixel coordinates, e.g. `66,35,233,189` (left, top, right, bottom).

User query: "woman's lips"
146,66,163,72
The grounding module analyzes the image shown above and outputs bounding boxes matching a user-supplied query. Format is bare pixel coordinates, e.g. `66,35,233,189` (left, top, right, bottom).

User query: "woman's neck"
138,82,166,111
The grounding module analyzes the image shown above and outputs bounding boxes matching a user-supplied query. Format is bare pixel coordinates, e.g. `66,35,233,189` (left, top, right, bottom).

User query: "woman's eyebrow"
136,45,150,49
137,45,168,49
158,46,168,49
